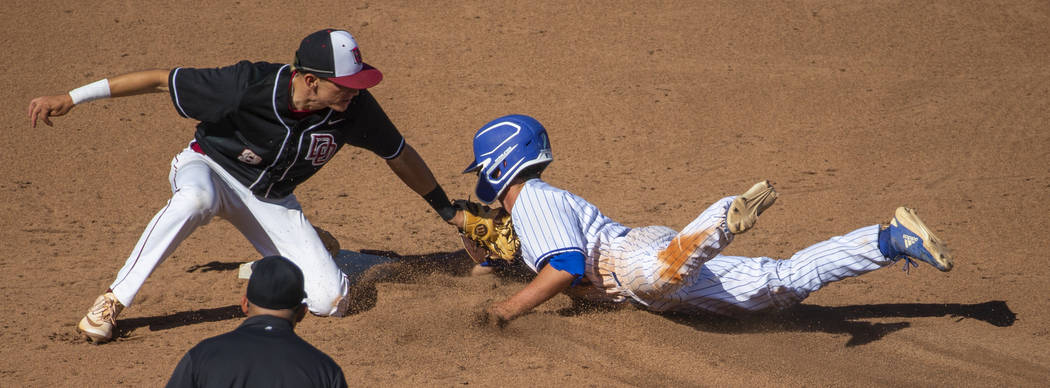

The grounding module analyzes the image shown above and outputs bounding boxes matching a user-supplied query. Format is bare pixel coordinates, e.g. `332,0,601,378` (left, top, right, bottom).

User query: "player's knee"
303,276,351,317
171,186,218,216
630,276,684,302
306,294,347,317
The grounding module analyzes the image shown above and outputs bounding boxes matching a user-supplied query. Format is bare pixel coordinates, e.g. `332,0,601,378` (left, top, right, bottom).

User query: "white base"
238,262,254,279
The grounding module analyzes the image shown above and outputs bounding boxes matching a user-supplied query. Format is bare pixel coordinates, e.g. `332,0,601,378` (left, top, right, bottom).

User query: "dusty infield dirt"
3,1,1049,386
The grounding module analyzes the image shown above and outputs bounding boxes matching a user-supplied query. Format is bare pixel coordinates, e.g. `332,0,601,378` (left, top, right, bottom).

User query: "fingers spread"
28,101,39,128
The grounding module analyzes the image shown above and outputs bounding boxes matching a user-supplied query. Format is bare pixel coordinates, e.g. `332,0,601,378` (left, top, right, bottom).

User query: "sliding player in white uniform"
461,114,954,325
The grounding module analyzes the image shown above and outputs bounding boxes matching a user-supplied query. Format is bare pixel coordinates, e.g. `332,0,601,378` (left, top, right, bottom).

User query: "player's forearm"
494,266,575,320
387,143,457,221
65,69,170,106
28,69,172,127
386,143,439,195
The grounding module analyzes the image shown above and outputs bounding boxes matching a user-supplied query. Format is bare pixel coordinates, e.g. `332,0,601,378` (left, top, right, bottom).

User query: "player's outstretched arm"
482,265,575,327
386,143,457,223
386,143,440,194
28,69,170,128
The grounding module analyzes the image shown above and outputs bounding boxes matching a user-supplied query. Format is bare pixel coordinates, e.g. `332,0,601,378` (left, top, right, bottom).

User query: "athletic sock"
877,225,898,259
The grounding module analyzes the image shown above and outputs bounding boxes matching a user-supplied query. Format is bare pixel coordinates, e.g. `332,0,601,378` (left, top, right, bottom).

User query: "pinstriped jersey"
510,179,631,274
168,61,404,199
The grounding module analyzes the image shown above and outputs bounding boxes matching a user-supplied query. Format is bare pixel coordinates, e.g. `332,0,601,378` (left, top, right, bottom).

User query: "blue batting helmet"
463,114,553,204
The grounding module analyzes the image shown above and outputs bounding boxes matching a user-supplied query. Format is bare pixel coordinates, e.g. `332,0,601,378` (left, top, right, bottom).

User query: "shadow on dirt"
339,249,531,315
184,261,242,273
115,305,245,340
337,249,474,315
123,250,1016,348
116,250,481,337
658,300,1017,347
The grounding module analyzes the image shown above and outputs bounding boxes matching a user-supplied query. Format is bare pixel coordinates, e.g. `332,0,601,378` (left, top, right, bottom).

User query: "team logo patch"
238,149,262,165
307,133,338,166
352,47,363,65
474,224,488,237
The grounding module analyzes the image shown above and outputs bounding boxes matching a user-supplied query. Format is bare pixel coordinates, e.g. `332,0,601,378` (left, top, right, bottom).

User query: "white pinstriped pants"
107,148,350,316
603,197,892,316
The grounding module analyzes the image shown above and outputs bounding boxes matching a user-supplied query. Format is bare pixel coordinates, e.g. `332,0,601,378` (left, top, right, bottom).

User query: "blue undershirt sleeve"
541,251,586,286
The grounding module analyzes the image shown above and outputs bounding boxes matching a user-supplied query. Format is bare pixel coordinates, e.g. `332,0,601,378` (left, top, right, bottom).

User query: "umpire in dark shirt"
166,256,347,388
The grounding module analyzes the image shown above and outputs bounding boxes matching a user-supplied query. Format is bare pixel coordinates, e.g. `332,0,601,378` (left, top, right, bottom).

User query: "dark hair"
514,162,549,183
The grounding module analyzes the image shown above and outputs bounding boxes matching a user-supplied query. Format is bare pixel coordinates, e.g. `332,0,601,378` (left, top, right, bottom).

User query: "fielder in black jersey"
171,60,405,199
28,29,461,344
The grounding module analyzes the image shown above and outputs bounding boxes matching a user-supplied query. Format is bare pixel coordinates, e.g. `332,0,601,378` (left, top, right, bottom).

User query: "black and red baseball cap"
294,29,383,89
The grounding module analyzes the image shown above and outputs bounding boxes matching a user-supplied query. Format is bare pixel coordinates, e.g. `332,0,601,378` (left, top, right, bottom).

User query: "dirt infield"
3,1,1048,386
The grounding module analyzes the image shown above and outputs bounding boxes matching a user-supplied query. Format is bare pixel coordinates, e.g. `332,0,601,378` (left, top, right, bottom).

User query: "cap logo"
329,30,364,77
352,47,363,65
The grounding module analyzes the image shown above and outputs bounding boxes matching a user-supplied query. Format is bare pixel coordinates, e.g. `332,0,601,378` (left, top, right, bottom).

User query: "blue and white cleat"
887,207,953,272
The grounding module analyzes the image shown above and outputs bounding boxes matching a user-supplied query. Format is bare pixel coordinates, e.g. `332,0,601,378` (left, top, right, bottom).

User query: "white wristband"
69,79,111,105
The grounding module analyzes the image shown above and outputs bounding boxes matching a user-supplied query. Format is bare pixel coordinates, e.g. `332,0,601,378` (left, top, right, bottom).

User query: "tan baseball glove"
454,200,520,264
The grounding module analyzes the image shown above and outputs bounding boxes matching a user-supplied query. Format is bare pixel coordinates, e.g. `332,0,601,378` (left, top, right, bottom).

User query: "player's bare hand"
472,302,512,329
28,94,75,128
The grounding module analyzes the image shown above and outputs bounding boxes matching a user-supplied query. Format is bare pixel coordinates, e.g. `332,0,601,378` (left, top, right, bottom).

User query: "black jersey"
168,61,405,199
165,315,348,388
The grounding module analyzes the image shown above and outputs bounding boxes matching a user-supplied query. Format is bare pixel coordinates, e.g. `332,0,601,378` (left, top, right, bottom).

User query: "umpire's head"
242,256,308,324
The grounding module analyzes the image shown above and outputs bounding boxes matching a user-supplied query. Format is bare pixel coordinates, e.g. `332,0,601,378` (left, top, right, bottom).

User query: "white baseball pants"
606,197,893,316
108,147,350,316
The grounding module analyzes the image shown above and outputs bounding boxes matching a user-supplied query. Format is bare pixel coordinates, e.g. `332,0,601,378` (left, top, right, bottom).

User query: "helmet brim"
462,160,482,174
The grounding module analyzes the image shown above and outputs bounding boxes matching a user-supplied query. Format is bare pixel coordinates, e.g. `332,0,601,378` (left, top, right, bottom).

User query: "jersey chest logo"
306,133,338,166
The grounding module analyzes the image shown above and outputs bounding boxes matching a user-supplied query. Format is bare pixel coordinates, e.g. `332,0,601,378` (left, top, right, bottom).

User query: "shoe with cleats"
77,291,124,344
886,206,954,272
727,180,778,234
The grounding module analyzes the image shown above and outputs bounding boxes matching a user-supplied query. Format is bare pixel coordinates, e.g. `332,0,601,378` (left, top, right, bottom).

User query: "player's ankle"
877,225,898,259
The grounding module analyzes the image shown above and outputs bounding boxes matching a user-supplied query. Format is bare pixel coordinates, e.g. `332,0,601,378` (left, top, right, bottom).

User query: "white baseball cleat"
77,291,124,344
726,180,778,234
